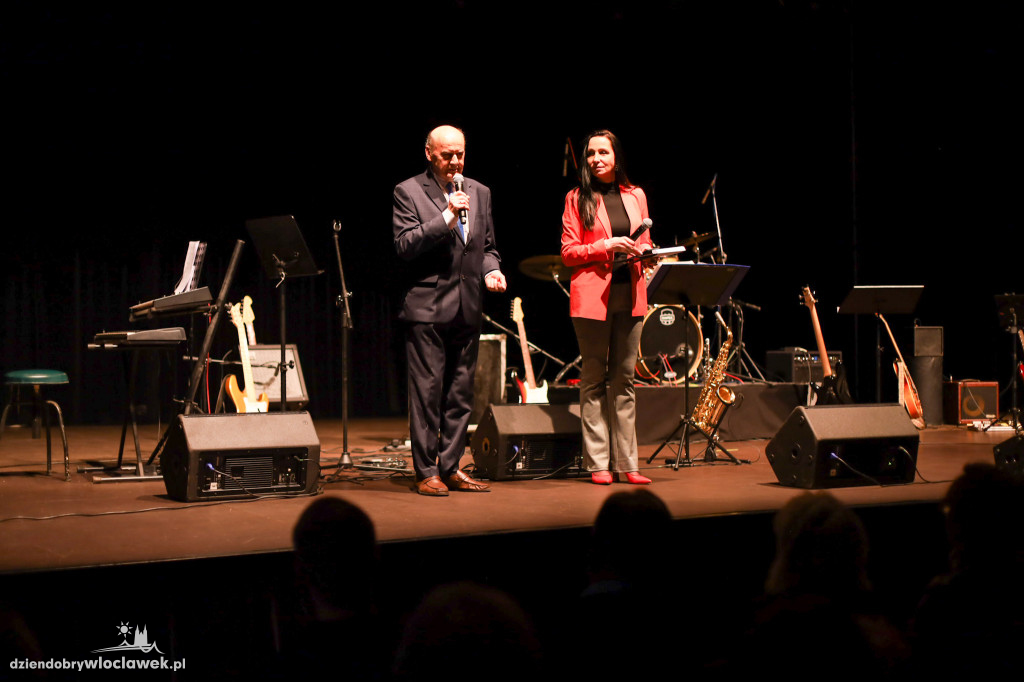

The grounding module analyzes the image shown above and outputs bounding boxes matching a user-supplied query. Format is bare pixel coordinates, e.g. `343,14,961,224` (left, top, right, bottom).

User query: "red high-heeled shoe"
591,471,613,485
624,471,652,484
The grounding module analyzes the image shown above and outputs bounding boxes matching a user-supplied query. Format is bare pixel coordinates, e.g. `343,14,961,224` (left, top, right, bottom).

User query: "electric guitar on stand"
225,296,269,413
511,297,548,403
800,287,853,405
877,313,926,429
1018,329,1024,382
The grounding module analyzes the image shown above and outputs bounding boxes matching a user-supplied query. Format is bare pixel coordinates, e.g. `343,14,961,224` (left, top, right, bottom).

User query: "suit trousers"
405,311,480,480
572,283,643,473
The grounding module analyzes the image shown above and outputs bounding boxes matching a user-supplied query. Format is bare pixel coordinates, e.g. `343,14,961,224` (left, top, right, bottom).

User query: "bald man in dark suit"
393,125,506,496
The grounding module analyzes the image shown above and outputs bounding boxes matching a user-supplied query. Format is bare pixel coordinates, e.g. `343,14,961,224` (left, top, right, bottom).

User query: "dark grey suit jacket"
393,169,501,326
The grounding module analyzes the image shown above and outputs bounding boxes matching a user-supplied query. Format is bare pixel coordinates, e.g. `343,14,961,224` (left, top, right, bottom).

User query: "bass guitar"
225,296,269,413
877,313,926,429
511,297,548,403
800,287,853,405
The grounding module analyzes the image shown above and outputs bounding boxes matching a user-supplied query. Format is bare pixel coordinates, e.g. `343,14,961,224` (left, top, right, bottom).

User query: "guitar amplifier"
766,348,843,383
943,381,999,424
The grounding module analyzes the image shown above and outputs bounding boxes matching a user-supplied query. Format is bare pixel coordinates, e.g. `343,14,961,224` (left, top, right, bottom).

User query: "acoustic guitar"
511,297,548,403
877,313,926,429
225,296,269,413
800,287,853,405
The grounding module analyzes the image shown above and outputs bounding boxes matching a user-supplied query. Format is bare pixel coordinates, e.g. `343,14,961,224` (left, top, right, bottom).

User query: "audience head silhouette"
392,581,543,681
765,490,871,600
292,496,378,618
942,462,1024,572
589,488,672,583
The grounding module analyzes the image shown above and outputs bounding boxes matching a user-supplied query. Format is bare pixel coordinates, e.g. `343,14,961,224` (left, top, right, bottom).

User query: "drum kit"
516,231,748,386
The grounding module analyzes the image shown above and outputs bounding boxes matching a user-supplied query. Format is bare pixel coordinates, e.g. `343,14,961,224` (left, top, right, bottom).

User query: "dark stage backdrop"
4,2,1020,426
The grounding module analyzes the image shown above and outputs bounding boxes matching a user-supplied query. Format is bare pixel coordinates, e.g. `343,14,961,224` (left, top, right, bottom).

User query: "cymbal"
518,255,572,282
677,232,715,248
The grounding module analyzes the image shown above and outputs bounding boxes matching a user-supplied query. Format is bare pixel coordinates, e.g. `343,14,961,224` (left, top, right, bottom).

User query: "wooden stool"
0,369,71,481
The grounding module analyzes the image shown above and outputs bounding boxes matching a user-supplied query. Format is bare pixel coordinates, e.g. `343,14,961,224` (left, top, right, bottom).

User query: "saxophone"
691,313,736,434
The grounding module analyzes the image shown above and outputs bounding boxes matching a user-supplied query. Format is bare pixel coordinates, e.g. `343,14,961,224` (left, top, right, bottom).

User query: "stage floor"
0,413,1010,576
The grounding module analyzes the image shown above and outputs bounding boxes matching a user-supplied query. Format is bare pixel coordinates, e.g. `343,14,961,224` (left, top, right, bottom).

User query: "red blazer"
560,185,652,320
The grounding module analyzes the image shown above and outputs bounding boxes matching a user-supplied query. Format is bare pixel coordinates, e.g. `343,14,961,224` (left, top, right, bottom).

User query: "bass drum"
635,305,702,384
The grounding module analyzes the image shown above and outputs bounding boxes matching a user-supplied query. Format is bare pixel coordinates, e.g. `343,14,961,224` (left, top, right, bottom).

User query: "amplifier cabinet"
766,348,843,384
943,381,999,424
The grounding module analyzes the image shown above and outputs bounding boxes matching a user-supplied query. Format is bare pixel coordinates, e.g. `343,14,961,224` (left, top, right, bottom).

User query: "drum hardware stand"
724,298,767,382
986,294,1023,433
516,255,575,379
482,313,566,374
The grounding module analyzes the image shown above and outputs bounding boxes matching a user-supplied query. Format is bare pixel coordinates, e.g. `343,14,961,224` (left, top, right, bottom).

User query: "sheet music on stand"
173,241,207,295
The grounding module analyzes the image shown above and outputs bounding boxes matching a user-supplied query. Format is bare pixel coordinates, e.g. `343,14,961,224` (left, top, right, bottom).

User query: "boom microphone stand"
332,220,354,469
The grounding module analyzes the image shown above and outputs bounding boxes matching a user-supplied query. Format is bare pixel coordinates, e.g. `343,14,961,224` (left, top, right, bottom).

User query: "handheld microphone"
452,173,469,226
629,218,653,241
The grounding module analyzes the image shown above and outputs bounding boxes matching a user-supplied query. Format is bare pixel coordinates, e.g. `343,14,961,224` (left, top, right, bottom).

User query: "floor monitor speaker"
765,404,920,488
470,404,584,480
161,412,320,502
994,434,1024,476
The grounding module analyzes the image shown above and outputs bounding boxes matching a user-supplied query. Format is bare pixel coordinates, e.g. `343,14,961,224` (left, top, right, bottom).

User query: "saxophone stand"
644,263,750,469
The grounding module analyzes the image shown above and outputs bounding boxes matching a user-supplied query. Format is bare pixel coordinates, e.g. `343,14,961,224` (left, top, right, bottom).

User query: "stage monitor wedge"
470,404,585,481
765,404,920,488
161,412,320,502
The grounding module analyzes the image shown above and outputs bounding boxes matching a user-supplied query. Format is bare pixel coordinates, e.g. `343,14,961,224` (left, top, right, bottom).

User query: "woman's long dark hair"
578,130,632,230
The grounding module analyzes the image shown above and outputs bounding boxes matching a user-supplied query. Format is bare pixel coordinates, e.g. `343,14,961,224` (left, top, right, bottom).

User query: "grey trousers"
572,283,643,473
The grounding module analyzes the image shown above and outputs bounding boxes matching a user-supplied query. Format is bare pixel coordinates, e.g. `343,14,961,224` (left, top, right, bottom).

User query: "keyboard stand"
83,340,183,483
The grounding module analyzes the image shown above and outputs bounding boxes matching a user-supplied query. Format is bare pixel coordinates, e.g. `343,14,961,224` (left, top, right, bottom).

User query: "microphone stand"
332,220,354,470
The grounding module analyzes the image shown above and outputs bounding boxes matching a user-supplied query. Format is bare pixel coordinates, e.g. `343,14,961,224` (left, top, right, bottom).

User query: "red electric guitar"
877,313,926,429
511,297,548,403
800,287,853,405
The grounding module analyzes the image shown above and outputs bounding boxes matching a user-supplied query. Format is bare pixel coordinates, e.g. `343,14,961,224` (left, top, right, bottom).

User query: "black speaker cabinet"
161,412,320,502
765,404,920,488
470,404,585,480
994,434,1024,476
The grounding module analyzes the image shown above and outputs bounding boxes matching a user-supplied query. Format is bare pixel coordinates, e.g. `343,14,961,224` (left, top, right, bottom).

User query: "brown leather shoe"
445,469,491,492
415,475,449,497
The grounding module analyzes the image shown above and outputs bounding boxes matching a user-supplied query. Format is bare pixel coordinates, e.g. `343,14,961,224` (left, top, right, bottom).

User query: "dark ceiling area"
4,2,1020,422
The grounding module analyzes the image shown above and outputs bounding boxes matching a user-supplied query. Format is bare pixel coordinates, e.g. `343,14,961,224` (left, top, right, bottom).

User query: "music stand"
644,263,750,468
838,285,924,403
992,294,1023,432
245,216,323,412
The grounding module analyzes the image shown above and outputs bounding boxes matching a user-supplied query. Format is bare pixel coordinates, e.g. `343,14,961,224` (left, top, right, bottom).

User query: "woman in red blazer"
561,130,654,485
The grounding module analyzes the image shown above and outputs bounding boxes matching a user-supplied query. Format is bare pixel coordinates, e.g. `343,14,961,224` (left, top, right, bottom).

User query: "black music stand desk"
645,262,751,468
245,216,323,412
839,285,924,403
